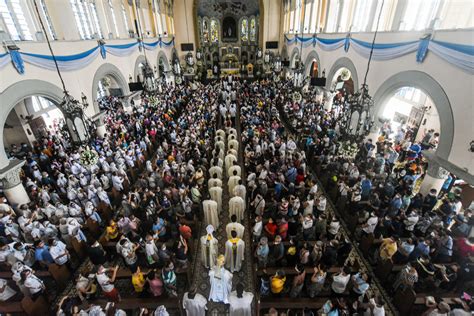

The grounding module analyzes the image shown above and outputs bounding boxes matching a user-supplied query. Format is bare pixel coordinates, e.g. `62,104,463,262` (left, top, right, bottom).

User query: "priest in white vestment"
209,166,223,180
225,230,245,272
226,215,245,238
227,148,238,159
215,139,225,153
182,287,207,316
228,139,239,152
209,255,233,304
208,177,223,189
229,196,245,223
229,283,254,316
228,128,237,136
225,154,237,174
200,225,219,269
227,174,241,196
233,181,246,201
203,199,219,228
211,157,224,168
209,186,223,213
216,129,226,139
228,165,241,178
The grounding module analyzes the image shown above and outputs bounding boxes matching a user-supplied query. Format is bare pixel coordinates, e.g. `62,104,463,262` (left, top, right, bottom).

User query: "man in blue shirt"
360,176,372,200
352,272,370,296
34,240,54,268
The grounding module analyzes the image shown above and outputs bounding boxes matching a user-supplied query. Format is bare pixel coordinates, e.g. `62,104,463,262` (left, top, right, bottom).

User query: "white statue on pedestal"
209,254,233,304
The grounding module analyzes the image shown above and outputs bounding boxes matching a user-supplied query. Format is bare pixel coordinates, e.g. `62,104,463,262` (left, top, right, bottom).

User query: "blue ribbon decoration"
416,36,431,63
99,43,106,59
10,50,24,74
344,34,351,52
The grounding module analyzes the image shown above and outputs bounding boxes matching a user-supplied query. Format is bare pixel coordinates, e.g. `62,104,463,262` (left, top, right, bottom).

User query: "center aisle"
190,80,255,315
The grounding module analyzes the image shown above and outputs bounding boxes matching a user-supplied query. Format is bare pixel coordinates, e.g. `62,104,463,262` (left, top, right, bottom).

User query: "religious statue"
209,254,233,304
200,225,218,269
224,230,245,272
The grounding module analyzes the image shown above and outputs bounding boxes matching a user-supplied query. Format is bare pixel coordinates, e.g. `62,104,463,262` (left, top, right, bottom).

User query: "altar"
220,53,240,76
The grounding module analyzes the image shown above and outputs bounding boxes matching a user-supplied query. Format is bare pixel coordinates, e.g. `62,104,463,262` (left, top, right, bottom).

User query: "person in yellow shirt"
132,266,146,293
106,220,120,241
270,270,286,295
379,236,398,261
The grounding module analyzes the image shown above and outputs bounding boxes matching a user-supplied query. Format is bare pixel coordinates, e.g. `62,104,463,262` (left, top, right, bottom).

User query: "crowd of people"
0,75,472,316
0,80,225,314
280,80,473,315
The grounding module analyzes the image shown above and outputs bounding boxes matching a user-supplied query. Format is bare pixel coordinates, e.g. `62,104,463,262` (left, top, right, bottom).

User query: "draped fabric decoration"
0,53,11,69
416,35,431,63
21,46,100,71
99,43,107,59
344,35,351,52
429,40,474,74
1,38,175,74
10,50,25,74
350,39,419,60
284,34,474,74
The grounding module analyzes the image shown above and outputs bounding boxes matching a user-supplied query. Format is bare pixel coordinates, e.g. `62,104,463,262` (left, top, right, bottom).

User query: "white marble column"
0,160,30,212
419,158,449,196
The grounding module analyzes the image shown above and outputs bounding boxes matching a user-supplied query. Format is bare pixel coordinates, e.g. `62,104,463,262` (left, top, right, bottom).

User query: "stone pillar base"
0,159,30,213
419,174,446,196
96,125,107,138
3,183,30,211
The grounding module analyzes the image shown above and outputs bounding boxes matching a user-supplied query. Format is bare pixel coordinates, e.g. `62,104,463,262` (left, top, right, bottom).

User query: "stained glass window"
241,18,248,42
250,18,256,41
210,18,218,42
202,19,209,43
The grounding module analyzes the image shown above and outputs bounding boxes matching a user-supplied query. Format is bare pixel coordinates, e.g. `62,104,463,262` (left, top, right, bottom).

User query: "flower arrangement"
292,91,302,103
80,147,99,166
339,141,359,159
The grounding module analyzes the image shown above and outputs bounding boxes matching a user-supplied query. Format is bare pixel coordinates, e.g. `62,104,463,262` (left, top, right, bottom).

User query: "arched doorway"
289,47,300,69
0,80,65,167
373,71,454,159
326,57,359,93
134,55,148,83
157,51,171,79
331,67,354,95
379,87,440,145
303,51,320,78
3,96,65,160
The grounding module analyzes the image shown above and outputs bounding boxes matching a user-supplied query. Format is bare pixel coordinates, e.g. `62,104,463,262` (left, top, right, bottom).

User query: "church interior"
0,0,473,315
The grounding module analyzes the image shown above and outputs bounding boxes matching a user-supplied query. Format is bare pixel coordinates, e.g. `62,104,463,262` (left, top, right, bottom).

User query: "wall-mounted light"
470,140,474,153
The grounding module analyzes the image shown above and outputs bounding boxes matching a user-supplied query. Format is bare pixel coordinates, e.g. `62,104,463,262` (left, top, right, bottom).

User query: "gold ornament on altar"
247,63,253,73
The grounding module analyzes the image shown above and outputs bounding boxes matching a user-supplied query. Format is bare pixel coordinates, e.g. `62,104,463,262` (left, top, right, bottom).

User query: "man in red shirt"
264,217,277,241
178,220,193,240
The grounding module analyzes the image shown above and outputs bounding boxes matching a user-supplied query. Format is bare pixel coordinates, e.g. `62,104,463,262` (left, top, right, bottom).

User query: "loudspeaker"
265,41,278,49
310,78,327,87
181,43,194,51
128,82,143,92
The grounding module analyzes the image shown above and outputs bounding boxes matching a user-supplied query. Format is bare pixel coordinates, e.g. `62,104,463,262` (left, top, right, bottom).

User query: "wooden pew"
256,266,346,277
88,297,180,312
48,263,72,291
0,270,51,279
258,297,327,310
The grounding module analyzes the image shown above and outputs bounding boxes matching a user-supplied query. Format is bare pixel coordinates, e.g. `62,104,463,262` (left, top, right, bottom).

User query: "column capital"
0,159,25,189
424,152,449,180
91,111,107,126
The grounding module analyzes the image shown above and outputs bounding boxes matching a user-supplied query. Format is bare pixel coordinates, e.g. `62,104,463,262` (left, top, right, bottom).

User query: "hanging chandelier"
33,0,91,145
340,0,385,142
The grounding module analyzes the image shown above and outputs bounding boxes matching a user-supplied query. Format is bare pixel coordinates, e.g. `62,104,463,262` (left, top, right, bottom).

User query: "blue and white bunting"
284,35,473,73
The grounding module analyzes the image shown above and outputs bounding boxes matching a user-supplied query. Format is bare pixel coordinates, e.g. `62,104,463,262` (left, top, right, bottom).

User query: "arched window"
250,17,256,42
210,18,219,42
241,18,248,42
202,18,209,43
